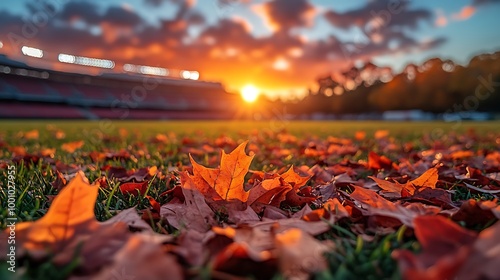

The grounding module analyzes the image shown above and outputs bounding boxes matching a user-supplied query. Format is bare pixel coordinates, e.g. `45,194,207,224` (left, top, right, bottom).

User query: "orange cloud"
435,10,448,27
251,4,278,32
452,6,476,21
230,16,253,32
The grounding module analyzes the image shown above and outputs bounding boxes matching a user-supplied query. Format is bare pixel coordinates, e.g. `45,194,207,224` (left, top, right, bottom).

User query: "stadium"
0,52,244,120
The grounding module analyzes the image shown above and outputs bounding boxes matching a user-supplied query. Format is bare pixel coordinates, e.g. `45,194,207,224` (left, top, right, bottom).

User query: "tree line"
257,51,500,116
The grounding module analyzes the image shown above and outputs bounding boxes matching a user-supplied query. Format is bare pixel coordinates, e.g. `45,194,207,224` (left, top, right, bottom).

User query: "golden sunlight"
241,84,259,103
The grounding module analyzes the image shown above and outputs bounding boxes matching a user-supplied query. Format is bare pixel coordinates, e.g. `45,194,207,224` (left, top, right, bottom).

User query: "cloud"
199,19,258,51
253,0,315,32
102,6,144,28
420,37,447,50
57,2,103,26
435,0,499,27
144,0,164,7
324,0,432,31
144,0,196,8
0,10,23,29
447,0,500,23
472,0,500,6
218,0,251,6
57,2,145,30
142,0,201,25
452,6,476,20
435,10,448,27
321,0,442,64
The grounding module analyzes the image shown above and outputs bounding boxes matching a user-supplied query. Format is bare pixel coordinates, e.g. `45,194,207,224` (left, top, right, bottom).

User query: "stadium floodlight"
123,63,136,72
21,46,44,58
139,65,168,76
189,71,199,80
180,70,191,79
58,53,115,69
58,53,76,64
124,63,168,76
181,70,199,80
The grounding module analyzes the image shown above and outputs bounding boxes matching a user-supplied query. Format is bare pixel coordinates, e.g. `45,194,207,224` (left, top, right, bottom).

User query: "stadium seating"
89,107,235,120
3,75,48,96
0,65,242,119
0,102,86,119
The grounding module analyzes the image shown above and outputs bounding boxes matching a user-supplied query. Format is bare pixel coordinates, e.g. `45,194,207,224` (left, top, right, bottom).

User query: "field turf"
1,120,499,279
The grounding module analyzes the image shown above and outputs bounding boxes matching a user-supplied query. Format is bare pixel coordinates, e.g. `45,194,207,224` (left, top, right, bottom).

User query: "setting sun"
241,84,259,103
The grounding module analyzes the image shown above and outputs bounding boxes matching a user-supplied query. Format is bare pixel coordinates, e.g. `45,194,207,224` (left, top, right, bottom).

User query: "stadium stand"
0,101,87,119
0,54,243,119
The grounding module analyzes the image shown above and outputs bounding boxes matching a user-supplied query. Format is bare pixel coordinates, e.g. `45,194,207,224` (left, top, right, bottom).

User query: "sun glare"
241,84,259,103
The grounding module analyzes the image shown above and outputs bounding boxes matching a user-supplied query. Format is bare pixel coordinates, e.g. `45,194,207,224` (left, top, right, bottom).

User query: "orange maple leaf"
189,141,254,202
247,166,314,208
368,151,396,170
280,165,311,189
370,167,439,198
409,167,439,189
61,140,85,153
369,176,411,197
247,177,291,207
11,171,100,257
23,129,39,140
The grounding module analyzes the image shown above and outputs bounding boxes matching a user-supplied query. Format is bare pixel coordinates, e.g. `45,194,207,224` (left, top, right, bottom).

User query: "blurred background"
0,0,499,120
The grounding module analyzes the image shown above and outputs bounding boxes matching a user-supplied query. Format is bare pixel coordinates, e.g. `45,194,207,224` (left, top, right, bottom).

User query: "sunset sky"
1,0,500,99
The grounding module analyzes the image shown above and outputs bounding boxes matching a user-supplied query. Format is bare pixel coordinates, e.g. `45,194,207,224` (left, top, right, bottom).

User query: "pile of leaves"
1,127,500,279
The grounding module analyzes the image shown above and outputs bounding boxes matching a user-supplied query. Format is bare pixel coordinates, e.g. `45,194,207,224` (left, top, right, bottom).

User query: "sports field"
1,120,499,279
1,119,498,138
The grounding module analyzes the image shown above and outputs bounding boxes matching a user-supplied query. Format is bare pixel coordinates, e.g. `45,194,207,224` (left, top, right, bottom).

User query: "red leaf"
51,170,67,191
369,176,414,198
393,215,477,280
119,181,149,196
452,199,500,226
160,174,218,232
349,185,397,210
409,188,454,209
456,221,500,279
146,195,161,213
368,151,396,170
414,215,476,251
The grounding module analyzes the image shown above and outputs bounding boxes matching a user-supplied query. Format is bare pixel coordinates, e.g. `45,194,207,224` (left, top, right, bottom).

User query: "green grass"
1,120,499,139
1,120,499,279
